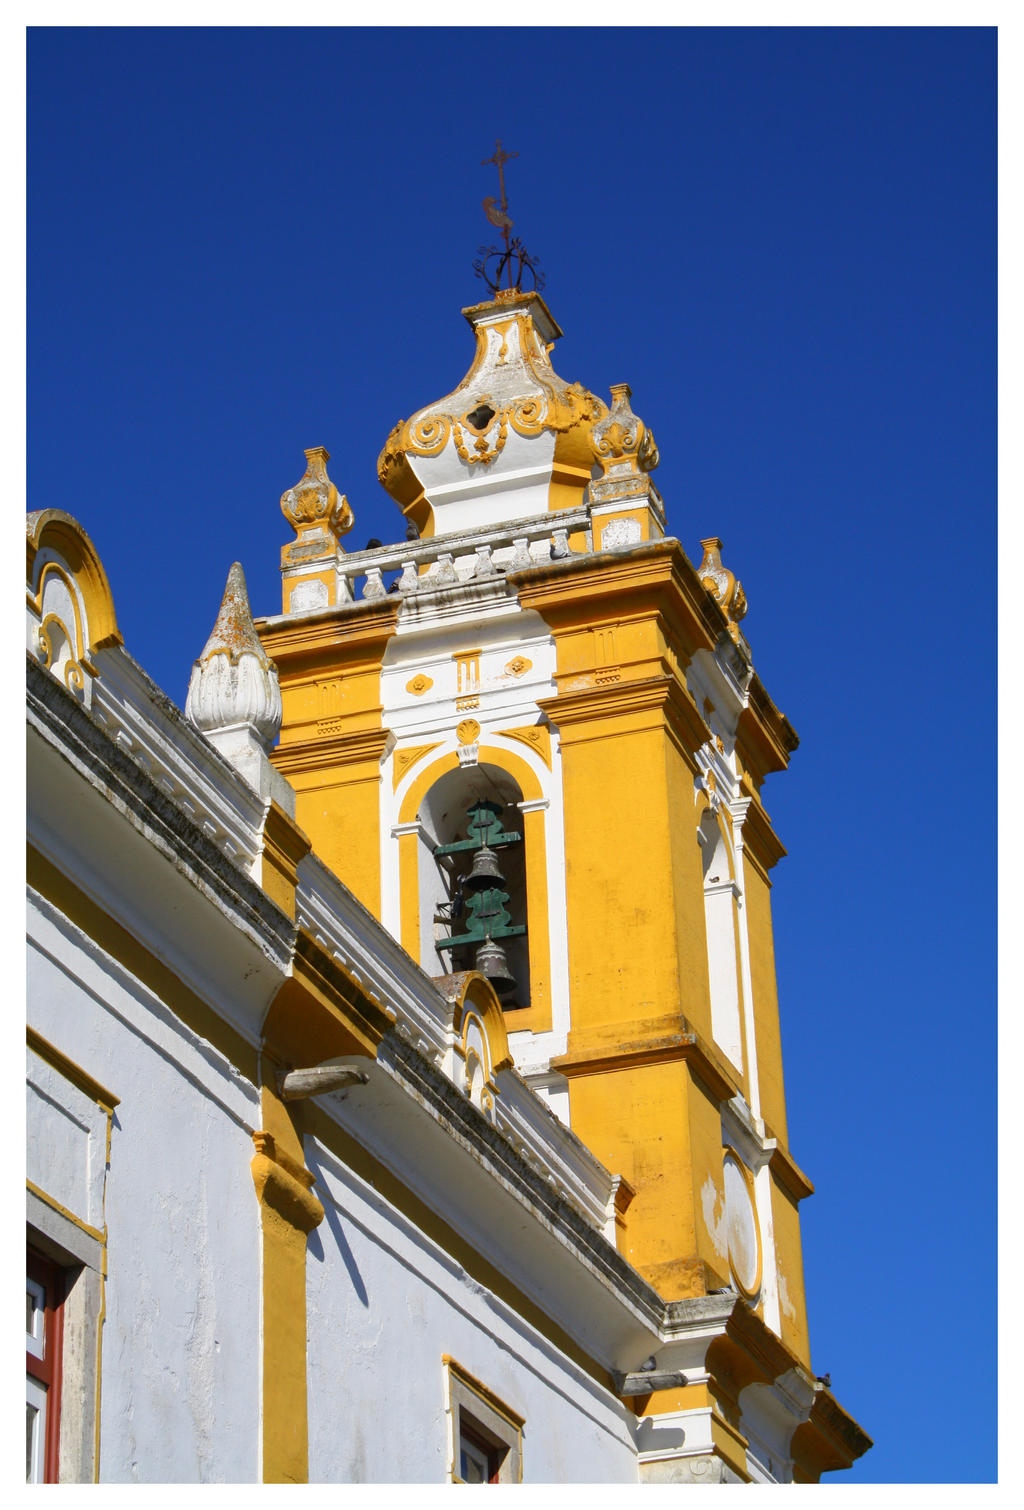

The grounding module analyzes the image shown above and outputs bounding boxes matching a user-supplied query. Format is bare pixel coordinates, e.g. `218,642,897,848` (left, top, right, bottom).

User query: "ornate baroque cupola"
378,290,609,539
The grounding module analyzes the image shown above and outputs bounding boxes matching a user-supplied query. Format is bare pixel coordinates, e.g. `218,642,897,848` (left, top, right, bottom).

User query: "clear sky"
27,25,996,1484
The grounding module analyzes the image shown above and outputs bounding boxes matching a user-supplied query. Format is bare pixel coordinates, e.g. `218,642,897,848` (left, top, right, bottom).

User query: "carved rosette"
280,446,353,542
697,538,748,644
185,562,283,750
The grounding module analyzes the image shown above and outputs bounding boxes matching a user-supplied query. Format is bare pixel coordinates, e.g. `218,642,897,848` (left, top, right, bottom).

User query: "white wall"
304,1135,639,1484
27,891,261,1483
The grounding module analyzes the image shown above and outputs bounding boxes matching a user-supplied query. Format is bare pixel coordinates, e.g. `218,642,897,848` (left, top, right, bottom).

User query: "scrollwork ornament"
407,415,452,454
589,383,660,476
509,394,547,435
280,446,353,540
452,413,508,467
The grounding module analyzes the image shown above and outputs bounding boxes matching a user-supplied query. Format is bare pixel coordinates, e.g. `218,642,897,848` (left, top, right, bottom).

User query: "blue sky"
27,26,997,1483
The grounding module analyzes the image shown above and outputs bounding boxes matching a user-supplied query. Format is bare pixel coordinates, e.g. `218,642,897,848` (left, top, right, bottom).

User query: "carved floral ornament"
280,446,353,541
588,383,660,478
697,537,748,644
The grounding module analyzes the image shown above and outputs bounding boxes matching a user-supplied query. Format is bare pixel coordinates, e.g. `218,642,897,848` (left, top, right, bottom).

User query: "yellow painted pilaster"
260,802,312,918
258,600,398,913
250,1085,324,1484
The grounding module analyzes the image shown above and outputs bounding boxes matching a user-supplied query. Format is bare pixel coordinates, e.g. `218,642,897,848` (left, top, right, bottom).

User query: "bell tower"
257,207,864,1474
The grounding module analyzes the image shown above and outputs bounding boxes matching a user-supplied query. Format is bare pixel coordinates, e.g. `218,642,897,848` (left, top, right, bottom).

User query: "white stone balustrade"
322,506,594,608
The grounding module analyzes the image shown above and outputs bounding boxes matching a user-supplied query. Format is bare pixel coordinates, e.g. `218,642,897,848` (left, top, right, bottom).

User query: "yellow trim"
452,974,512,1075
26,1027,119,1112
95,1100,113,1481
392,742,442,791
397,746,551,1030
501,723,552,769
398,826,420,959
25,1181,105,1245
260,802,312,919
251,1085,325,1484
710,1409,751,1480
442,1354,526,1428
26,510,122,653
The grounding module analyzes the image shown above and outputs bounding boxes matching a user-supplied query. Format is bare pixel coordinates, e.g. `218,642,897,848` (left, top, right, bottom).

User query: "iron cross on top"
482,138,518,217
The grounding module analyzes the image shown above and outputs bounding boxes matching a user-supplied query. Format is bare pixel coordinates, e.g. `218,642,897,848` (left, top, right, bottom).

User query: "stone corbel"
250,1130,324,1234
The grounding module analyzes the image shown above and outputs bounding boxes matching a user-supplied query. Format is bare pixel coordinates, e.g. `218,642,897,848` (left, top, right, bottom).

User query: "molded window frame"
443,1356,524,1484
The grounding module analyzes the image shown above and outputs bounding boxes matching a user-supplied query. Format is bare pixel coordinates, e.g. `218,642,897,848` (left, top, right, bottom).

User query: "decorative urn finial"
697,538,748,644
588,383,660,483
280,446,352,543
185,562,282,751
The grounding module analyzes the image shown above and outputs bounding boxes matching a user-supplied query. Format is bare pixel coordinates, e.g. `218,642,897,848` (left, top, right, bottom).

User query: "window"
459,1420,499,1484
421,766,531,1008
444,1357,523,1484
26,1248,64,1483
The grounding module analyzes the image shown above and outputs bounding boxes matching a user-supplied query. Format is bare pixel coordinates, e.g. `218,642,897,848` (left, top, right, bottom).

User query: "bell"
474,936,517,997
463,844,504,891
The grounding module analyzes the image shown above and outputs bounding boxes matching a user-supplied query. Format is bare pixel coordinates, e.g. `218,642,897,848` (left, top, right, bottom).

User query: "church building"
26,203,870,1482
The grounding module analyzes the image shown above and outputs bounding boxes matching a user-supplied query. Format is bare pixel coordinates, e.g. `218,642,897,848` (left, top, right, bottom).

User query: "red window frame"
27,1247,64,1484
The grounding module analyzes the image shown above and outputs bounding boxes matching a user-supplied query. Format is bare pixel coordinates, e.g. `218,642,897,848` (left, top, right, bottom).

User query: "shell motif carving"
280,446,353,540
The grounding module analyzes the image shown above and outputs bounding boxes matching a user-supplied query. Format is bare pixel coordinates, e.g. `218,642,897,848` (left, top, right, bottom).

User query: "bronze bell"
463,844,504,891
474,936,516,997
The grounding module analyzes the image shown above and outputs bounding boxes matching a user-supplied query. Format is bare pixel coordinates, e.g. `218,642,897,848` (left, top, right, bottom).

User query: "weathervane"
474,138,545,298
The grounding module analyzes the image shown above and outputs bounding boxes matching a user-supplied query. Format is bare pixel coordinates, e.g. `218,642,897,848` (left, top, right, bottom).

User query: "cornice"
538,672,707,759
261,927,397,1069
767,1141,815,1204
734,788,787,874
511,539,725,656
256,598,399,669
552,1019,739,1105
799,1388,874,1471
272,726,392,775
27,655,293,965
736,674,799,786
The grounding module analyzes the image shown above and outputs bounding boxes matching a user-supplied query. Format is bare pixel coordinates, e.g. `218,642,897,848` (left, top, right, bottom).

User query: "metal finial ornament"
474,139,545,298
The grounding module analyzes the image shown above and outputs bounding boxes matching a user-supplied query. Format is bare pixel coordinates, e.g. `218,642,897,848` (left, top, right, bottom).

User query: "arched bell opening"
419,764,530,1009
697,809,744,1071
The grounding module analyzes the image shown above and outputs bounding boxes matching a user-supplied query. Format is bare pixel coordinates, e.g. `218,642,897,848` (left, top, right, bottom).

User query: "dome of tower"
377,290,608,539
